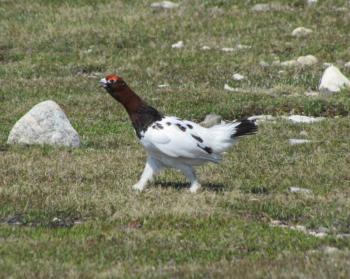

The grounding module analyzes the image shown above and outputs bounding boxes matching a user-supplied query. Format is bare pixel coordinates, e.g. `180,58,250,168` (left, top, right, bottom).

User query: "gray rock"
322,246,339,254
200,113,222,128
307,0,318,5
7,100,80,147
344,61,350,68
289,187,312,194
259,60,269,67
280,59,299,67
319,65,350,93
248,115,275,124
251,3,289,12
232,73,245,81
289,139,311,145
292,27,313,37
150,1,179,9
224,84,236,92
285,115,325,124
171,40,184,49
297,55,318,66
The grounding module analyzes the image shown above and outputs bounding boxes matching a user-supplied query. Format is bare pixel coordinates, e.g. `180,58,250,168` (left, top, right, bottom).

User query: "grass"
1,0,350,278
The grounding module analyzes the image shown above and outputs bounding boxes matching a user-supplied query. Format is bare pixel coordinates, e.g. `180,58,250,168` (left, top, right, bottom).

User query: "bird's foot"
189,182,201,193
132,183,145,192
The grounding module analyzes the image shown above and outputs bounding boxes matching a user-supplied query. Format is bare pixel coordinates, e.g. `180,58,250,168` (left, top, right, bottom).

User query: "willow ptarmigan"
100,74,257,193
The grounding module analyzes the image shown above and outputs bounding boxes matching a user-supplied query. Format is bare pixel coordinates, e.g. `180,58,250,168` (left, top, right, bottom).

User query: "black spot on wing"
191,134,203,143
186,124,193,129
156,123,164,129
197,143,213,154
176,123,186,132
166,122,171,126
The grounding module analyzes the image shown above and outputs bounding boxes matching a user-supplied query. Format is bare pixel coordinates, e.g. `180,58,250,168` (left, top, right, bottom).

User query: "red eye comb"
106,74,122,81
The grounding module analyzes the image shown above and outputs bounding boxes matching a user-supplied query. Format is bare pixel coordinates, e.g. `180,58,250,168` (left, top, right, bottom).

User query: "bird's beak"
100,78,107,88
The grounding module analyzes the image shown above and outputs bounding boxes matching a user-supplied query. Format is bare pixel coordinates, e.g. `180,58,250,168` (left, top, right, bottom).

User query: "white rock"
232,73,245,81
251,3,288,12
344,61,350,68
251,3,270,11
297,55,318,66
289,139,311,145
248,115,275,123
292,27,313,37
305,91,319,96
280,60,299,67
221,47,234,52
7,100,80,148
200,113,222,128
319,65,350,93
299,130,308,137
158,84,169,88
286,115,325,123
236,44,251,50
307,0,318,5
308,231,327,238
201,45,211,50
259,60,269,67
224,83,236,92
290,225,307,232
289,187,312,194
151,1,179,9
322,246,339,254
171,41,184,49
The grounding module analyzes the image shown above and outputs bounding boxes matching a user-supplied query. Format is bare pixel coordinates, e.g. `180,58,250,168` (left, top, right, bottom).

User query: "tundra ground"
1,0,350,278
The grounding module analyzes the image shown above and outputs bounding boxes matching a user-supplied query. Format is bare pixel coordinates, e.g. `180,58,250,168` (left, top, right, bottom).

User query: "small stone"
151,1,179,9
309,231,327,238
307,0,318,5
286,115,325,124
201,45,211,50
289,187,312,194
344,61,350,68
236,44,251,50
292,27,313,37
158,84,169,88
259,60,269,67
280,60,299,67
319,65,350,93
232,73,245,81
248,115,275,124
7,100,80,148
322,246,339,254
171,41,184,49
305,91,319,96
224,83,236,92
251,3,271,12
297,55,318,66
323,62,333,68
289,139,311,145
221,47,235,52
200,113,222,128
251,3,289,12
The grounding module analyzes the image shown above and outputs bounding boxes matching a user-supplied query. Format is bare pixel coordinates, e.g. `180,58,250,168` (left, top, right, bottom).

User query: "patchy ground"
1,0,350,278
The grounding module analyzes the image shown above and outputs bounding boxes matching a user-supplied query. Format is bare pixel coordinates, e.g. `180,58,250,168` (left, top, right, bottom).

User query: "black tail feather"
231,119,257,138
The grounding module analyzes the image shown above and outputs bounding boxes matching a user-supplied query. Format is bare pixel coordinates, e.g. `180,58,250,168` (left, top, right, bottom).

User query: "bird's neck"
109,86,163,138
109,86,144,117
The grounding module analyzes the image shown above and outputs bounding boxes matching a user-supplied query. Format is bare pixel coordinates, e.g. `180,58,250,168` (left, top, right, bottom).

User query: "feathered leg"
132,156,163,192
178,165,201,193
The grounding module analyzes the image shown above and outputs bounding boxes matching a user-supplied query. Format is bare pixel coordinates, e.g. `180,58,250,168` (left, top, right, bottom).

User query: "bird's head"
100,74,127,93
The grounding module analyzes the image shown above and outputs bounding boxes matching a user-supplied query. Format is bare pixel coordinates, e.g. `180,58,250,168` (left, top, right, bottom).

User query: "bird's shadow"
154,181,225,192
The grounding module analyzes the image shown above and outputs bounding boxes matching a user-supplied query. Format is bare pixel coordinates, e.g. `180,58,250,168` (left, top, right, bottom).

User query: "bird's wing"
140,117,220,162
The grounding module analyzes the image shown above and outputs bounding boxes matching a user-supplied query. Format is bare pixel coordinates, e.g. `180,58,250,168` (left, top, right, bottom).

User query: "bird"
100,74,257,193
